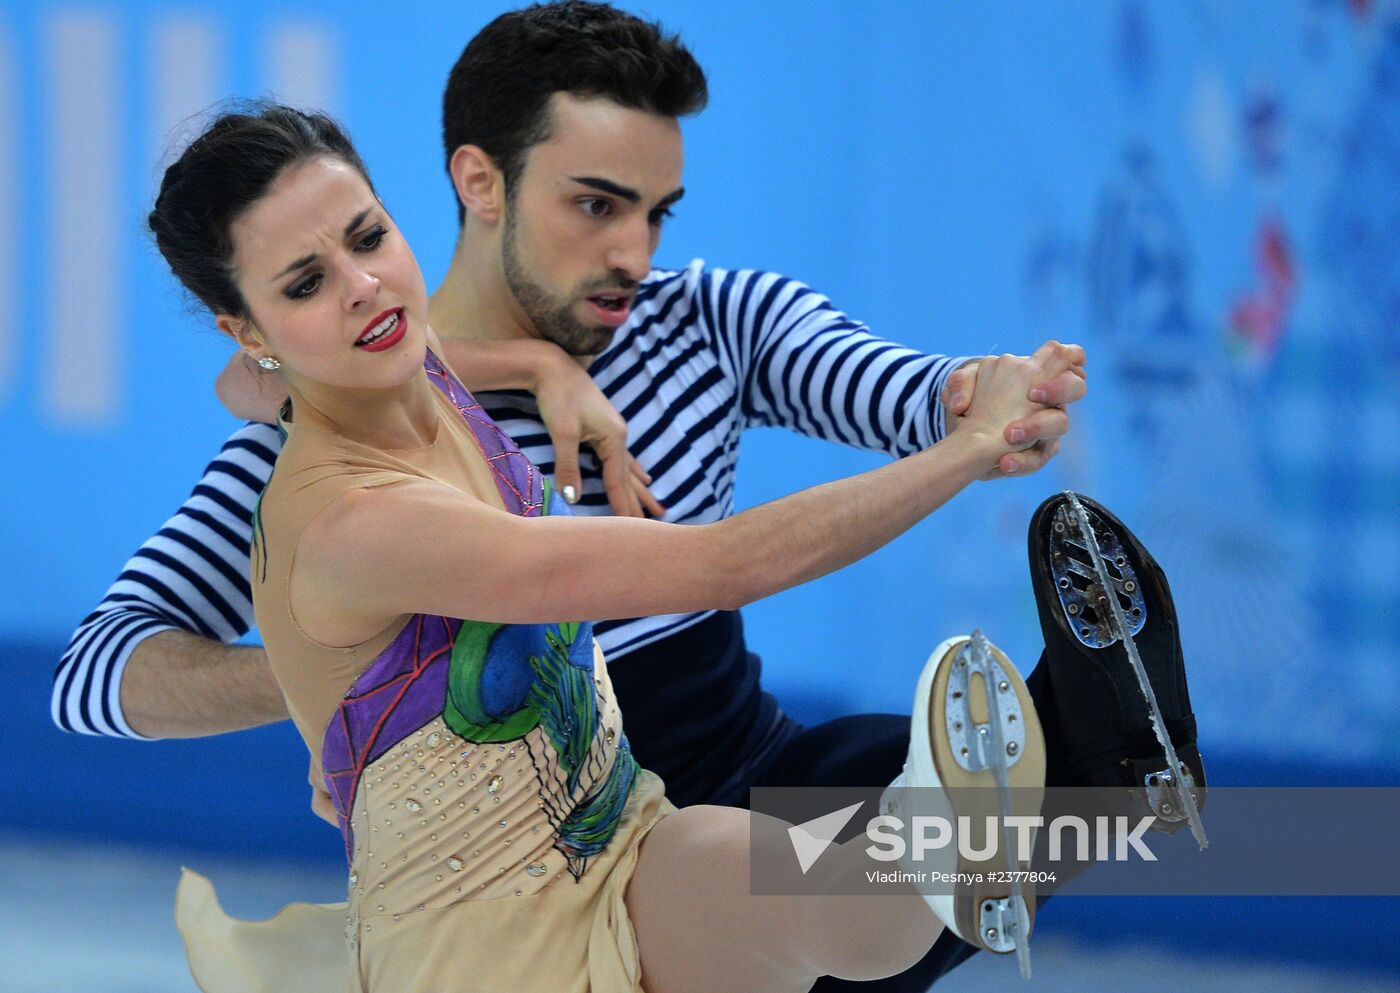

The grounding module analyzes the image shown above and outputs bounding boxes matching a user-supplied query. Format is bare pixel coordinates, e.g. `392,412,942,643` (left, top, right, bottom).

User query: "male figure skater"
57,4,1201,989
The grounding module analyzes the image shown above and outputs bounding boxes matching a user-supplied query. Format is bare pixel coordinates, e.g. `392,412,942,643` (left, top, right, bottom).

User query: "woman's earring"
256,355,281,371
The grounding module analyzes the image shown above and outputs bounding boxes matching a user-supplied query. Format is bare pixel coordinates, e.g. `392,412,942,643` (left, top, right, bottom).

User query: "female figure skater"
155,105,1077,993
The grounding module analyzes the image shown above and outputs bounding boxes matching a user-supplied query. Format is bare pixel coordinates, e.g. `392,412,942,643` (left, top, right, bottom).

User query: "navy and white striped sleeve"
51,422,281,738
699,266,972,458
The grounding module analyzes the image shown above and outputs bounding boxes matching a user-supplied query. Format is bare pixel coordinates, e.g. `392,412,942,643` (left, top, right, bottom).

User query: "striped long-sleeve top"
53,261,967,738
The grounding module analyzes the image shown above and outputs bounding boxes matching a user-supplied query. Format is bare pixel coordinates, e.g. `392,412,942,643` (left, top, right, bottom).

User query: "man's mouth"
584,293,633,327
356,308,406,352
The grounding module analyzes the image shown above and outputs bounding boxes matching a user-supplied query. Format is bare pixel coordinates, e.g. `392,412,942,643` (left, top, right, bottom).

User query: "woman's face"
221,156,429,393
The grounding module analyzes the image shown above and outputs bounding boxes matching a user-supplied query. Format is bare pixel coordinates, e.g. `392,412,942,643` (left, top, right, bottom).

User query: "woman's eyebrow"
269,205,375,281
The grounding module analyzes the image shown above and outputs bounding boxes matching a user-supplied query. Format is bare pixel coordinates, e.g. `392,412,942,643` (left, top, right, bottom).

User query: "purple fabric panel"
425,350,543,517
321,618,420,774
322,616,458,779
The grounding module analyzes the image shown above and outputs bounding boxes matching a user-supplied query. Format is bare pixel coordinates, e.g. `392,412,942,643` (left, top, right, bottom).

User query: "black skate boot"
1028,491,1207,846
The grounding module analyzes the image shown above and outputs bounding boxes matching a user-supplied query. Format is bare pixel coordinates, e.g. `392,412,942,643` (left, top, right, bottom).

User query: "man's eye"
287,273,321,299
579,197,612,218
648,207,675,227
357,227,386,251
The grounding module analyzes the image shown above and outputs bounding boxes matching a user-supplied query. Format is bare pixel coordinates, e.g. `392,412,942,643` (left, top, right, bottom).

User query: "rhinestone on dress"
526,862,548,877
446,856,466,872
487,775,503,794
404,798,423,813
426,732,441,748
605,727,616,744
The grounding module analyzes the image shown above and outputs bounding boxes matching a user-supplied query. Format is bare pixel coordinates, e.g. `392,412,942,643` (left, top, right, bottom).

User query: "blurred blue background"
4,0,1398,989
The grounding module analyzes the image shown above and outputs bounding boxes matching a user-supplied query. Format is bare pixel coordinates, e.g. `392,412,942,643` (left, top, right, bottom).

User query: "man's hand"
310,761,337,827
942,341,1086,477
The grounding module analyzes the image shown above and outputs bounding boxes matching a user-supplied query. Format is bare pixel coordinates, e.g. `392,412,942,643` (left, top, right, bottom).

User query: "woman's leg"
625,804,943,993
625,633,1046,992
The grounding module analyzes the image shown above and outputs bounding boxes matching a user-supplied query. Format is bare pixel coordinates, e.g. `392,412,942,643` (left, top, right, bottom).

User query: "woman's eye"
357,227,386,251
287,273,322,299
580,197,611,218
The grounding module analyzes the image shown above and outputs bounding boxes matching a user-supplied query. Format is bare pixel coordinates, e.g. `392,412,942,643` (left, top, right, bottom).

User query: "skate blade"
979,895,1034,979
1048,503,1148,648
1063,493,1209,849
1143,764,1205,826
945,631,1040,977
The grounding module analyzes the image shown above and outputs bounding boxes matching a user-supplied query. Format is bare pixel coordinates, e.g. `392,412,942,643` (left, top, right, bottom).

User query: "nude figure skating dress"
177,351,671,993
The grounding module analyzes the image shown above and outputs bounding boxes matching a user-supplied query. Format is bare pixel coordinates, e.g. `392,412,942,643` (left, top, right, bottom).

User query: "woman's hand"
957,341,1085,478
533,352,665,519
214,332,664,518
942,341,1086,478
435,337,663,518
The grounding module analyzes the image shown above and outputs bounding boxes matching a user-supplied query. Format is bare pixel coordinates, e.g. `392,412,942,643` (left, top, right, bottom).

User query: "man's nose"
604,216,653,284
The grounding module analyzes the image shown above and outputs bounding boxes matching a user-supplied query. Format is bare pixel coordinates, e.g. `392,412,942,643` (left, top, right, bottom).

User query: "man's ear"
215,313,267,358
450,144,506,224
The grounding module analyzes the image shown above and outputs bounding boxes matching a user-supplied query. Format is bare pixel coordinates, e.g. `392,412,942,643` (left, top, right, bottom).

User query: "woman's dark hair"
149,102,375,318
442,1,707,222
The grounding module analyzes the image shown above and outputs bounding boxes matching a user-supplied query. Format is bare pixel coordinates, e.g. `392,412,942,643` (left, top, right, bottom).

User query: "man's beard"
501,209,618,357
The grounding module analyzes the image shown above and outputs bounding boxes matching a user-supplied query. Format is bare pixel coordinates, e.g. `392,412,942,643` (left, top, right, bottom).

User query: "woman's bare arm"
292,345,1079,642
217,335,659,515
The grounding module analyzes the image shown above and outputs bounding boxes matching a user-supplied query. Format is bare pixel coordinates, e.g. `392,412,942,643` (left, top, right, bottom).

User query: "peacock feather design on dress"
318,352,636,877
443,612,637,878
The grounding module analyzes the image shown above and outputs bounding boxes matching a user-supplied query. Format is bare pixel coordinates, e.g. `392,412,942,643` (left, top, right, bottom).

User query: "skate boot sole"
1029,491,1207,847
905,633,1045,975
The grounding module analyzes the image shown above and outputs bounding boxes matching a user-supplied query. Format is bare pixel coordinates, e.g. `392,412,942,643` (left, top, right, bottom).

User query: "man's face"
500,93,684,356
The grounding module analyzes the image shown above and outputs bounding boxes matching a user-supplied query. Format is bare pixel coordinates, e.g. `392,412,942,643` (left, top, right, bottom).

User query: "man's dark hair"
442,1,707,223
150,102,376,317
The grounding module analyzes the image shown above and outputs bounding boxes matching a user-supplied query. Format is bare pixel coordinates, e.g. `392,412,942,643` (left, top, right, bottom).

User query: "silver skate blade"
1064,493,1209,850
1014,898,1032,980
1048,505,1148,648
948,635,1027,774
978,895,1033,979
1144,766,1203,825
967,630,1034,978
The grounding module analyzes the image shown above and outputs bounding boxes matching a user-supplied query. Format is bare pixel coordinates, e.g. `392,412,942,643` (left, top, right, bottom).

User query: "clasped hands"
941,341,1087,479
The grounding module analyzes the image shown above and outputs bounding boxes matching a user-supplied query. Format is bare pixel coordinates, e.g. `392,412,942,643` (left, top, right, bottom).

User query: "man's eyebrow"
655,187,686,209
570,176,641,204
270,205,376,281
570,176,686,211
